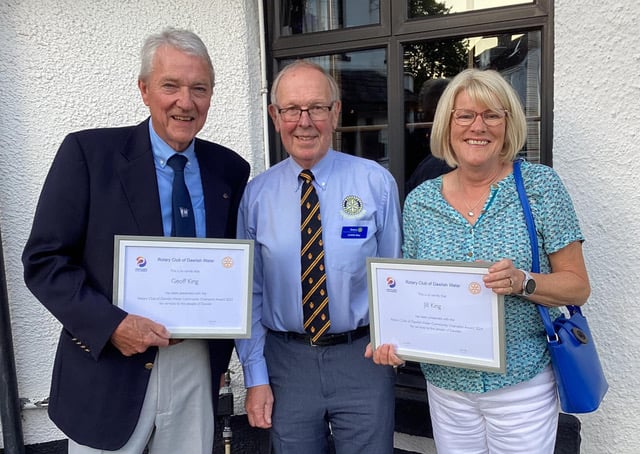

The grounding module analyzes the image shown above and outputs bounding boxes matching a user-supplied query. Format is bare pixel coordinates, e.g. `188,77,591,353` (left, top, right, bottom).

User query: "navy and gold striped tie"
300,170,330,342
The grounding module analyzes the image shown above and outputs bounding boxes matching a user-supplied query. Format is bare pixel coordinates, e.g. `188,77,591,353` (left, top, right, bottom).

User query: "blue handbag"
513,159,608,413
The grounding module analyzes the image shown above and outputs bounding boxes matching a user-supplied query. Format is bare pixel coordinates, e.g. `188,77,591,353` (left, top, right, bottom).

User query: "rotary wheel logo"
342,195,364,218
222,256,234,268
468,281,482,295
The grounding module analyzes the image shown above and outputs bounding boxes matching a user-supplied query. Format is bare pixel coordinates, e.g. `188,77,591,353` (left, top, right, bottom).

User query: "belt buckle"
309,336,319,347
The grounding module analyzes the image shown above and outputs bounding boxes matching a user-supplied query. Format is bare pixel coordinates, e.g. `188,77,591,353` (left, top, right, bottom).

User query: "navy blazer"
22,119,250,449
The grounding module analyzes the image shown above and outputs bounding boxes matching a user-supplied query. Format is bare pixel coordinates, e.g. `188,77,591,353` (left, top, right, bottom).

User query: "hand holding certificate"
113,236,253,338
367,258,505,373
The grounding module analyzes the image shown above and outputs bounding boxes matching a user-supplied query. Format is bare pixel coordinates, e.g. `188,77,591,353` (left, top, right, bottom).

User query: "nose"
176,87,195,109
470,112,487,129
297,109,313,126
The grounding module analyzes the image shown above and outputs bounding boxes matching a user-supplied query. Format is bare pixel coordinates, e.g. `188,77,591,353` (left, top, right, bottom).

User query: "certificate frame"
113,235,253,339
367,258,505,373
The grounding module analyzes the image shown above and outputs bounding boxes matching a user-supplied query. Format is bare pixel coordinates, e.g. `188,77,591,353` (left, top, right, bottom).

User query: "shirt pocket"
327,222,377,274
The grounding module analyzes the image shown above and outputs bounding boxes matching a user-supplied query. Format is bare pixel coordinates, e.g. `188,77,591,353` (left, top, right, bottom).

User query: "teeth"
173,115,192,121
467,139,488,145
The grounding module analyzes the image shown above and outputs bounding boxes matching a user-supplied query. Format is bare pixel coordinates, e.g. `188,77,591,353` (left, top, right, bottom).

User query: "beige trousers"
69,340,213,454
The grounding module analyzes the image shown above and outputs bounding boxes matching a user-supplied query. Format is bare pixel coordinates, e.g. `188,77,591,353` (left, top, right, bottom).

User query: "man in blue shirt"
22,28,249,453
235,60,402,453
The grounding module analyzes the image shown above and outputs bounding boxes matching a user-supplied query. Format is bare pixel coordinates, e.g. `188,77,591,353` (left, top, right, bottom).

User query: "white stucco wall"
0,1,638,452
0,0,263,446
554,1,640,452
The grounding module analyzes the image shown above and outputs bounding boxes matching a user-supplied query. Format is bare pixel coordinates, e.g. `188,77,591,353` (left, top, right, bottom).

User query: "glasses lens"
281,108,301,122
308,106,330,121
453,110,476,125
482,110,505,125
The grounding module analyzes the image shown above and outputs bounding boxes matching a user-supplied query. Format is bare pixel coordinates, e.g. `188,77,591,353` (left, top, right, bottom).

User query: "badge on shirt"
341,226,368,239
341,195,365,219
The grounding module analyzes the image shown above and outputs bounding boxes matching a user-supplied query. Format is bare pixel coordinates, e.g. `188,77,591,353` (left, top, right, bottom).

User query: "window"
266,0,552,199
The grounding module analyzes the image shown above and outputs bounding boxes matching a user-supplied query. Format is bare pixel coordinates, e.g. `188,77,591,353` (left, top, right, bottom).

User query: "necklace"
457,165,503,217
462,189,489,217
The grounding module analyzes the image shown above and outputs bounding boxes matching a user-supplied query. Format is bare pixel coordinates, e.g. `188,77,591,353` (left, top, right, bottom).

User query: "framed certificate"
367,258,505,373
113,235,253,338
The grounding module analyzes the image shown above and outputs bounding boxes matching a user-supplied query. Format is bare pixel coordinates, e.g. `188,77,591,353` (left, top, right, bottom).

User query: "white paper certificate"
113,236,253,338
367,258,505,373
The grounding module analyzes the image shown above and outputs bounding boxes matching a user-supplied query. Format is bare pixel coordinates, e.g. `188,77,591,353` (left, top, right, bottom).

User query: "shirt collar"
287,149,335,192
148,119,197,168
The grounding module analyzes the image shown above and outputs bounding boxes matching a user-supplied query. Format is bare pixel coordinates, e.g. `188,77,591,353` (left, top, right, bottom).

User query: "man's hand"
245,384,274,429
110,314,171,356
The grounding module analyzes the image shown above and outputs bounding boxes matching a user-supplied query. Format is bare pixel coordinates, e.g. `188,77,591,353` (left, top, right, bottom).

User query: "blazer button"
144,362,154,370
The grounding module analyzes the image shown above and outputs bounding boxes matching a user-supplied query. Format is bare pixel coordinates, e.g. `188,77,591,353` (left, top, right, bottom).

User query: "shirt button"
144,363,154,370
467,252,473,257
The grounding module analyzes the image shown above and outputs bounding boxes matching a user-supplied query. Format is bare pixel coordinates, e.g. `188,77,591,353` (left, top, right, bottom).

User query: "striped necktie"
167,154,196,237
300,169,331,342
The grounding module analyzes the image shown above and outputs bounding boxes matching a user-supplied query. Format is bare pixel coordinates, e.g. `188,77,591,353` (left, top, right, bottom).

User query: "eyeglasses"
276,103,334,122
451,109,508,126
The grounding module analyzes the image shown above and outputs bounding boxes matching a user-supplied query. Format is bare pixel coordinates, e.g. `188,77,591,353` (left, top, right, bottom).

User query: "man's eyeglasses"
277,103,334,122
451,109,508,126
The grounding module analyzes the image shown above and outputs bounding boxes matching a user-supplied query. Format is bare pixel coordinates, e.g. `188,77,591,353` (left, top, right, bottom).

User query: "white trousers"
69,340,213,454
427,365,559,454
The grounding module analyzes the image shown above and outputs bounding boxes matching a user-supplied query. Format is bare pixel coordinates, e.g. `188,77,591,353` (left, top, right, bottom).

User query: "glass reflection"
404,31,541,192
409,0,532,18
277,49,388,165
280,0,380,35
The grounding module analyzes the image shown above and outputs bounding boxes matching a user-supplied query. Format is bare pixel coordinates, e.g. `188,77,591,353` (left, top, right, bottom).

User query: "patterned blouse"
402,160,584,393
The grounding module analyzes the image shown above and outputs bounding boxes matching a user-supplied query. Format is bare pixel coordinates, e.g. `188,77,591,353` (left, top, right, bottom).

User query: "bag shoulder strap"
512,160,581,338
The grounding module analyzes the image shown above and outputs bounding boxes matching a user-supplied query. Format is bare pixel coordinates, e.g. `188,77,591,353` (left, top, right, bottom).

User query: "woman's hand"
365,342,405,368
483,258,521,295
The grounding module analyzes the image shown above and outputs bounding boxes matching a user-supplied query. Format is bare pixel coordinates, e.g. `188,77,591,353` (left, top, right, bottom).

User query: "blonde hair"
430,68,527,168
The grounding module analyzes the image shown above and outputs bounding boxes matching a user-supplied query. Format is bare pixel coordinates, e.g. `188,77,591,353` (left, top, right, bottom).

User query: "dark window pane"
404,30,541,191
278,49,389,166
281,0,380,35
408,0,532,18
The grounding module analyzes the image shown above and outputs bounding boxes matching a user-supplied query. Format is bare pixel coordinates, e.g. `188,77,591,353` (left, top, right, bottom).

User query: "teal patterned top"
403,160,584,393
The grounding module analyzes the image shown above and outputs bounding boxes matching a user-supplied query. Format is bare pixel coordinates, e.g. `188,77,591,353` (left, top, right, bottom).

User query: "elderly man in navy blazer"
22,28,249,453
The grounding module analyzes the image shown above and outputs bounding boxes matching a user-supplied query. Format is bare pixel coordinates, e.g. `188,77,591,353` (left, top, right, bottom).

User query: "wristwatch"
520,269,536,296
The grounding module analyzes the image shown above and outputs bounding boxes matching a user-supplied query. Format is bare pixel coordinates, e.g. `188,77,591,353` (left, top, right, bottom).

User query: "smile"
172,115,194,121
466,139,489,145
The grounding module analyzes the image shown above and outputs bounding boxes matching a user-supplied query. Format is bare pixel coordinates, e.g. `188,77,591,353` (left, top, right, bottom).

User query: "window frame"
264,0,554,198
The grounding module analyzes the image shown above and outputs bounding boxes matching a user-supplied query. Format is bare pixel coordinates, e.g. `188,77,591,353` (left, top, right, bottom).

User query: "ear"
268,104,281,132
138,79,150,106
330,100,342,130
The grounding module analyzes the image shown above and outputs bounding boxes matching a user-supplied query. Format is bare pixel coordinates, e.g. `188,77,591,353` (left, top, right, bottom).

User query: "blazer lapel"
195,142,232,238
117,120,164,236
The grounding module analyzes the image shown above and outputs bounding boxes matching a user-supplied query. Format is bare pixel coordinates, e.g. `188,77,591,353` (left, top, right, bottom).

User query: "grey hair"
270,60,341,105
139,27,215,87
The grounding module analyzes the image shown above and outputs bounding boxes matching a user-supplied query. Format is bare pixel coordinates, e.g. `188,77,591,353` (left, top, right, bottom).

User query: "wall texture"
554,1,640,452
0,0,262,446
0,0,638,452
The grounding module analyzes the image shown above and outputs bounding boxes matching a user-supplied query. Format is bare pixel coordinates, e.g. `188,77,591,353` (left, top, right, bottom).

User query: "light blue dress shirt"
149,120,206,238
235,149,402,387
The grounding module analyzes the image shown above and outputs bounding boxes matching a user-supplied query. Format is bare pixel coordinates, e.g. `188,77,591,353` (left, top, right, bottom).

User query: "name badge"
341,226,368,239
